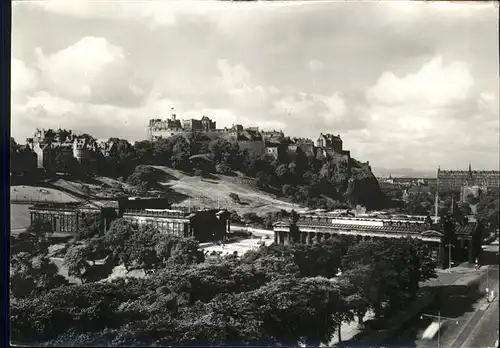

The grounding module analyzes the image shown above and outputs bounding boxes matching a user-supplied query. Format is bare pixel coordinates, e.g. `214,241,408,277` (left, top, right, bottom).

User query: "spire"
434,191,439,220
468,162,472,177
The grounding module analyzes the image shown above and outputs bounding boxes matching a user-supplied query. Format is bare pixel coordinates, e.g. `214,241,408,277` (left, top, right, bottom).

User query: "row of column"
274,231,385,245
30,211,78,233
274,229,477,267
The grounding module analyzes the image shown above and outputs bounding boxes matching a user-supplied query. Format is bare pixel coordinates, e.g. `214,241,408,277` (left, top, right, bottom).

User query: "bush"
215,163,231,175
229,192,241,204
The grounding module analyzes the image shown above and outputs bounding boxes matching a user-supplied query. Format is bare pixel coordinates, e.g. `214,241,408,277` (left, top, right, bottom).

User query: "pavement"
201,237,271,256
327,311,375,346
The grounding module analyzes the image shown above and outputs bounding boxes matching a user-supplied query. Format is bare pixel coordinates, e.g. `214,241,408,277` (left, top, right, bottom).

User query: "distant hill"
372,167,437,179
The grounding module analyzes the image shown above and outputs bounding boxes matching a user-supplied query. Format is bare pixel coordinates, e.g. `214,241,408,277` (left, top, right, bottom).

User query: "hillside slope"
150,166,300,215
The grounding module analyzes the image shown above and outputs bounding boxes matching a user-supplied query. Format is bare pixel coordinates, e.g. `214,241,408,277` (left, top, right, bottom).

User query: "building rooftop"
30,201,83,210
274,218,477,237
87,200,119,209
30,200,119,211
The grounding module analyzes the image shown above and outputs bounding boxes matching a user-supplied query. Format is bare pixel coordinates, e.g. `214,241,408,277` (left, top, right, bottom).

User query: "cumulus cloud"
35,37,150,106
11,58,38,94
215,59,280,110
275,92,347,123
345,56,499,170
366,57,474,108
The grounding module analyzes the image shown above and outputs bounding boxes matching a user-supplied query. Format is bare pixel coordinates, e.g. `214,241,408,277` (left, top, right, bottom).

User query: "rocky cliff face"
344,158,387,209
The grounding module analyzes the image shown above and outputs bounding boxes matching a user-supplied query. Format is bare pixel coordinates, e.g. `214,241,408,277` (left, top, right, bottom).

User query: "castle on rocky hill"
147,113,357,165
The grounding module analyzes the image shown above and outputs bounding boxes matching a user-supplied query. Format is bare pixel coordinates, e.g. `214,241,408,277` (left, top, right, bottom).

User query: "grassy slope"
11,185,79,203
150,166,299,215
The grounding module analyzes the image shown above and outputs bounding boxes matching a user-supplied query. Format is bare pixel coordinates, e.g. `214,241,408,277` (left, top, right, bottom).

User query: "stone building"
118,197,230,242
262,130,285,140
201,116,217,131
122,207,231,242
234,129,266,157
182,119,202,131
148,114,217,140
117,197,173,215
27,129,101,171
265,142,281,160
273,214,481,267
315,133,352,162
31,141,53,170
29,200,118,236
437,164,500,192
97,140,116,157
287,138,315,157
316,133,343,153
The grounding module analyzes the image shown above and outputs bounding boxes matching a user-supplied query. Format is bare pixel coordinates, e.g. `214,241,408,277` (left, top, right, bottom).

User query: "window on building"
431,248,438,261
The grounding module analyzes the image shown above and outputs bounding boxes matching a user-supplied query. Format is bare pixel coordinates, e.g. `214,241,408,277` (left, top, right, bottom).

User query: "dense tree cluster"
11,218,438,346
11,129,387,209
476,188,500,229
62,218,205,284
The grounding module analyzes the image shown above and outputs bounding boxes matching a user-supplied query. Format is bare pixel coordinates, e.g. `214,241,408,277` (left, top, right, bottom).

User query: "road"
454,243,499,348
390,243,499,348
458,299,499,348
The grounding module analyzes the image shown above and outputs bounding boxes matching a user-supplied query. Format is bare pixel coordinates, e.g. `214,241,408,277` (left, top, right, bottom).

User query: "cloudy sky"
11,0,499,171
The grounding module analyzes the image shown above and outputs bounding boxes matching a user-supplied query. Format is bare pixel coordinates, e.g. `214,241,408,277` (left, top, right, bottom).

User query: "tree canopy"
11,231,438,346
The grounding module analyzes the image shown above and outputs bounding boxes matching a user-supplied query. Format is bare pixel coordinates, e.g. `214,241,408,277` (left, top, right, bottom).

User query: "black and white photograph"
9,0,500,347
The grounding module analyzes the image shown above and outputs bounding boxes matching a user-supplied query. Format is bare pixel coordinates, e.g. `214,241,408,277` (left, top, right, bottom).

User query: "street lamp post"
444,243,455,272
421,312,461,348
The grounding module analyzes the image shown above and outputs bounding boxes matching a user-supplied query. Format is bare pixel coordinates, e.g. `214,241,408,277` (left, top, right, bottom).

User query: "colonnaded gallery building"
273,214,482,268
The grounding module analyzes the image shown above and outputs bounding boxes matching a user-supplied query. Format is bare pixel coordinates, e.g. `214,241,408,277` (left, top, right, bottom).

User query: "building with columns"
122,207,231,242
273,214,481,267
29,201,118,237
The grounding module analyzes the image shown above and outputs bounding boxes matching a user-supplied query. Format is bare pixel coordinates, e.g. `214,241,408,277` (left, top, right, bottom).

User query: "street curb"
450,278,499,348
